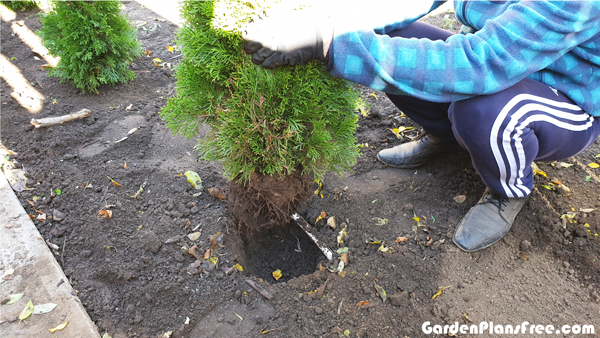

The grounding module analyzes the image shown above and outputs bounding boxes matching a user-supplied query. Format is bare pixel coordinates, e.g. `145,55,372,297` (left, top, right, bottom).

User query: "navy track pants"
385,22,600,198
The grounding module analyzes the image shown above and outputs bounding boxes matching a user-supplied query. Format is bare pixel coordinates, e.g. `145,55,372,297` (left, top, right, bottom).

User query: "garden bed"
2,3,600,337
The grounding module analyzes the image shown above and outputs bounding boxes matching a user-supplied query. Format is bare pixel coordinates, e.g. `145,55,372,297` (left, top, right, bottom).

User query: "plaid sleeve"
328,1,600,114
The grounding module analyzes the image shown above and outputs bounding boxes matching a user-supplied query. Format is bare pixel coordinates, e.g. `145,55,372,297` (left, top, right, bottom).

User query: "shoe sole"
376,150,470,169
376,153,428,169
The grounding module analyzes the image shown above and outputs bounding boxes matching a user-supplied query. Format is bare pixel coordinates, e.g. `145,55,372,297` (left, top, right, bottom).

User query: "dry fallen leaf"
374,283,387,303
551,161,573,169
432,286,452,300
453,195,466,203
106,176,122,187
184,171,202,190
126,104,133,110
188,245,200,260
589,162,599,169
187,232,201,241
356,301,369,307
2,293,24,305
531,162,547,177
520,251,528,260
372,217,388,226
272,269,282,281
167,46,174,52
210,232,224,244
33,303,57,314
396,237,409,242
49,321,68,332
233,263,243,272
315,211,327,223
203,249,211,260
337,225,348,246
340,253,348,265
208,187,226,199
19,300,34,321
98,209,113,219
327,216,337,230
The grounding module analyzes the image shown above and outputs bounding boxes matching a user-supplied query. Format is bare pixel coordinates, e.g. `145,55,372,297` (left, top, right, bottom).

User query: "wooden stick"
30,109,92,128
245,279,273,300
292,213,333,261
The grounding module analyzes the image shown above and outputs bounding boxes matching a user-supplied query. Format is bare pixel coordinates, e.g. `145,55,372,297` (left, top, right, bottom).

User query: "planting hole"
240,222,325,283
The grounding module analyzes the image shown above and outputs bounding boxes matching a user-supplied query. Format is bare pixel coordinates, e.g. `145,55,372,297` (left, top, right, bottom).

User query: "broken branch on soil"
291,213,333,261
30,109,92,128
245,279,273,300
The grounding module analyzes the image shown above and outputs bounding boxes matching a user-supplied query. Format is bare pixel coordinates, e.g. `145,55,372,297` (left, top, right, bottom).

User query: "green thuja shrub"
161,0,361,184
1,1,38,11
38,1,142,93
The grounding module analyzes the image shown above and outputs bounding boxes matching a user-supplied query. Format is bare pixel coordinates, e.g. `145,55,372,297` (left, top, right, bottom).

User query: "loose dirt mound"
228,171,309,231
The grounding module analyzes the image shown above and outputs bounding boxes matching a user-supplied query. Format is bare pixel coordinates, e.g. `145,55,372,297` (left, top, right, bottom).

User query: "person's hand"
243,6,333,69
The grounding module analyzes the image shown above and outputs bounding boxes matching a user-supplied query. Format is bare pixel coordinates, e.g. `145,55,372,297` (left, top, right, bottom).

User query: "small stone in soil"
314,306,323,315
53,209,65,221
138,230,162,253
520,240,531,251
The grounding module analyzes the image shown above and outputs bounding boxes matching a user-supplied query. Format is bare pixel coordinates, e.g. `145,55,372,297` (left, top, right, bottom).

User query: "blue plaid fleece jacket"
327,1,600,117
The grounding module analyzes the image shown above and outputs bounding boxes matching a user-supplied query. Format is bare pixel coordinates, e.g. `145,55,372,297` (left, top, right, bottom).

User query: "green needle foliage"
1,1,38,11
161,0,361,184
38,1,142,93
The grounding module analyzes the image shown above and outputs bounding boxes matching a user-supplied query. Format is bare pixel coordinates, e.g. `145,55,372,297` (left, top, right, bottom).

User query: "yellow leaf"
369,93,378,100
49,321,68,332
313,179,323,196
208,257,218,265
153,58,162,63
531,162,547,177
588,162,599,169
184,171,203,190
107,176,122,187
167,46,174,52
272,269,282,281
19,300,33,321
337,225,348,246
431,286,452,300
551,161,573,169
233,263,243,272
412,216,420,223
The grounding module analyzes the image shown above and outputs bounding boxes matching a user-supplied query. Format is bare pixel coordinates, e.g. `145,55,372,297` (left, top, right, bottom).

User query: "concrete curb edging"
0,171,101,337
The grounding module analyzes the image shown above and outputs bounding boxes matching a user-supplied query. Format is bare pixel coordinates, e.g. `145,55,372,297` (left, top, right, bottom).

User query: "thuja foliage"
38,1,142,93
161,0,361,184
1,1,38,11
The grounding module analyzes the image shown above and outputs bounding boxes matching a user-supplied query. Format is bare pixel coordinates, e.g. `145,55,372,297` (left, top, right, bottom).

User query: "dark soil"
2,3,600,338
